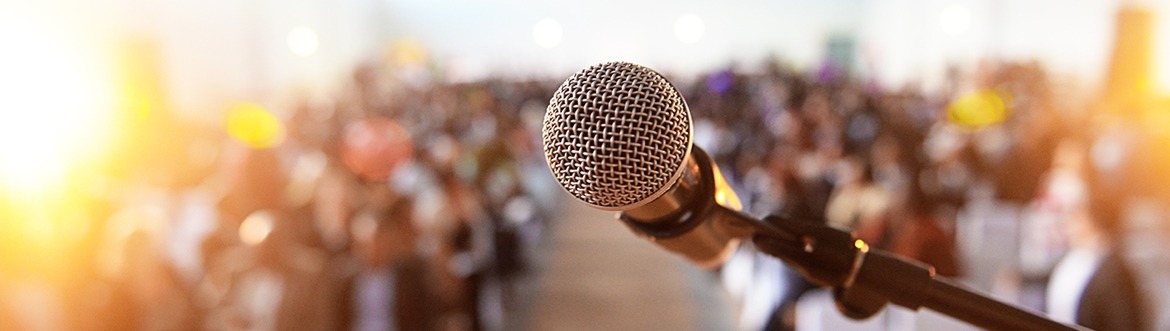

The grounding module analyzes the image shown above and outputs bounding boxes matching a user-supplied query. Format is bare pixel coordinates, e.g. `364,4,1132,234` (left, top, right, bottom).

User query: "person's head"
1061,135,1123,250
1067,191,1123,250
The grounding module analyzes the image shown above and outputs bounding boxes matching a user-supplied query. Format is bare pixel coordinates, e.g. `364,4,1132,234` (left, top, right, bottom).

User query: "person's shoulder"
1094,252,1139,282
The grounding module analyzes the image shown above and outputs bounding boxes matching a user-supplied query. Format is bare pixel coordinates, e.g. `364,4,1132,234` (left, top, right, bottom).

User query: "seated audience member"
337,199,439,331
1046,194,1148,331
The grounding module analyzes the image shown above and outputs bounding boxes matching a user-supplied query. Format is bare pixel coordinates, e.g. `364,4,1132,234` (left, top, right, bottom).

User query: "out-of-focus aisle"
524,196,736,331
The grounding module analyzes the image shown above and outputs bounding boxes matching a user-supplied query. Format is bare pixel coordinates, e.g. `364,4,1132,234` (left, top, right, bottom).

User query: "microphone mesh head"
542,62,693,210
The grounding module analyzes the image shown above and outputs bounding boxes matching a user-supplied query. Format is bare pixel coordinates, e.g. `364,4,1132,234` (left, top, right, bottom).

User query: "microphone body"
616,146,753,267
542,61,754,267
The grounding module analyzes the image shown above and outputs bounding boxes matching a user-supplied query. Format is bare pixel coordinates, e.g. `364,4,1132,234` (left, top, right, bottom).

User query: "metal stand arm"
748,215,1089,331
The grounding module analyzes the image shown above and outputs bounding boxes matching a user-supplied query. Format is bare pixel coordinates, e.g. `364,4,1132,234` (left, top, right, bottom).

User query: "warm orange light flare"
0,20,114,195
0,15,116,278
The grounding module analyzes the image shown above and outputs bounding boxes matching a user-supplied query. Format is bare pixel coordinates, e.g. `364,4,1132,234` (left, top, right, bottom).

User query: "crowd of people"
1,58,563,331
694,60,1162,331
3,55,1167,331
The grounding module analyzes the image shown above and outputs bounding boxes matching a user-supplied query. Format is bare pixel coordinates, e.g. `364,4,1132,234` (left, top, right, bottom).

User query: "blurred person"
824,156,890,232
335,198,440,331
216,145,288,224
411,133,493,331
861,185,960,277
722,152,787,331
993,106,1064,205
201,210,308,331
1045,142,1149,331
312,164,369,253
920,123,975,214
840,93,881,156
1045,195,1149,331
473,123,539,326
103,232,200,330
437,170,495,331
196,142,294,327
97,206,199,331
867,134,910,194
272,209,337,331
724,243,789,331
1017,139,1087,302
208,206,345,330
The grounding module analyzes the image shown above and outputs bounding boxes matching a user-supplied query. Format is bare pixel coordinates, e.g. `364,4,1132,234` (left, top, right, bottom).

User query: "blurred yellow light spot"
947,89,1009,130
1137,77,1150,93
391,39,428,65
239,210,275,246
128,90,155,121
0,20,113,195
226,102,285,149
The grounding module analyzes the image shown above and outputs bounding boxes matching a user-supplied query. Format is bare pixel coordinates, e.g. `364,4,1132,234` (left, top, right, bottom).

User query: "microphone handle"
616,147,758,267
749,215,1089,331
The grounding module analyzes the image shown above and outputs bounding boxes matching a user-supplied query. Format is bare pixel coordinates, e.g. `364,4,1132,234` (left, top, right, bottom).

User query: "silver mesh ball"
542,62,693,209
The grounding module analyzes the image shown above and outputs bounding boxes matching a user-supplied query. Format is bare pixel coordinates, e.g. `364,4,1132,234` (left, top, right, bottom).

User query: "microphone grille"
542,62,693,209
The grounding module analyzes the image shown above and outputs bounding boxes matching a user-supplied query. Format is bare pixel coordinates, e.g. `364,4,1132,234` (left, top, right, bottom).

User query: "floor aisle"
524,198,735,331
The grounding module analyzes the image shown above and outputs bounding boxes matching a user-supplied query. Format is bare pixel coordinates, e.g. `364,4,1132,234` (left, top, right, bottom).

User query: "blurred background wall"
9,0,1170,120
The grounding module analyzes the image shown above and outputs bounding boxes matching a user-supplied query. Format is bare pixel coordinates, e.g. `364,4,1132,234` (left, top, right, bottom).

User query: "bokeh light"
947,89,1009,129
390,38,428,65
532,18,563,48
939,4,972,37
238,210,275,246
675,14,705,44
226,102,285,149
287,26,319,57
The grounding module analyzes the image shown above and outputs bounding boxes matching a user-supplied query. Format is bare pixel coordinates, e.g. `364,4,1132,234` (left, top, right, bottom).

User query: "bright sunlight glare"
0,20,114,195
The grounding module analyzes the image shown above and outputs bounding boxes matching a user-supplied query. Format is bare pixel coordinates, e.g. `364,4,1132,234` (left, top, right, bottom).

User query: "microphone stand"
615,147,1086,330
743,214,1089,331
639,148,1086,330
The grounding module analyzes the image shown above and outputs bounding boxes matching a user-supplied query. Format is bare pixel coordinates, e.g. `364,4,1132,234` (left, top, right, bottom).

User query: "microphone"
541,62,1088,331
542,61,755,267
538,62,1085,331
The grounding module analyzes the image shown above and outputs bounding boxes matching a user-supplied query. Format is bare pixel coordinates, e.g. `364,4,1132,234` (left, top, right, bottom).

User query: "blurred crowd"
694,61,1167,331
4,54,1170,331
1,58,562,331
